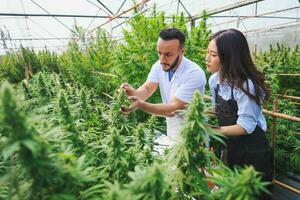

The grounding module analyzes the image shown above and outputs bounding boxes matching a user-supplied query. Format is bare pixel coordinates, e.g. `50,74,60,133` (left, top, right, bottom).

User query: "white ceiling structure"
0,0,299,54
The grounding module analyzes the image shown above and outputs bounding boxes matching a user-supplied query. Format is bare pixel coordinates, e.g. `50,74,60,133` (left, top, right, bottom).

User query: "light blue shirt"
209,72,267,134
147,56,206,104
168,70,176,81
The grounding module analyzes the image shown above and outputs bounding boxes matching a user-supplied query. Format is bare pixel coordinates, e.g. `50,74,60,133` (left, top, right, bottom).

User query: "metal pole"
116,0,127,15
0,13,130,19
96,0,114,15
191,0,263,21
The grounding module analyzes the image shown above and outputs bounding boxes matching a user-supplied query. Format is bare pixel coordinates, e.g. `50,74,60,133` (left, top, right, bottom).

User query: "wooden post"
271,97,278,150
190,18,195,28
271,97,278,178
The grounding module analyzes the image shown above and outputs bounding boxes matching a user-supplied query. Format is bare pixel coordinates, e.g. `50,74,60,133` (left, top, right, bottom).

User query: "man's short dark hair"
159,28,185,48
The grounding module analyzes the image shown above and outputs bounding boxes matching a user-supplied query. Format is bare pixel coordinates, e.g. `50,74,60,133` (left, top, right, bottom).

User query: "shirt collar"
215,71,232,87
172,56,186,79
215,71,220,85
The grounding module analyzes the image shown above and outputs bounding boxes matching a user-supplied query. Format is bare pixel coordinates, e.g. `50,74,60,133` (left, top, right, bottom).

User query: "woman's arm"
215,124,246,136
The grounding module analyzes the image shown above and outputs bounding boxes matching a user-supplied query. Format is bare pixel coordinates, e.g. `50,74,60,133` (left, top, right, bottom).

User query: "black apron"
214,84,273,200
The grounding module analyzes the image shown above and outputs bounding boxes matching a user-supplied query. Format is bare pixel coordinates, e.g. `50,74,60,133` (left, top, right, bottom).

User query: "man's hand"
120,96,144,115
120,83,136,96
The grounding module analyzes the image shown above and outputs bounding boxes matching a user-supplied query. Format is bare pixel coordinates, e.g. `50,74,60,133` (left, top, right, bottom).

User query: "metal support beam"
96,0,114,15
116,0,127,15
179,0,192,18
210,15,300,20
0,36,123,41
192,0,263,20
30,0,77,36
1,13,298,21
210,6,300,28
176,0,180,15
0,13,130,19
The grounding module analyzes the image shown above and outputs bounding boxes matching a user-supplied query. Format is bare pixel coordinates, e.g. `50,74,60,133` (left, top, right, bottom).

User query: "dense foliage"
0,7,298,199
0,72,267,199
255,44,300,177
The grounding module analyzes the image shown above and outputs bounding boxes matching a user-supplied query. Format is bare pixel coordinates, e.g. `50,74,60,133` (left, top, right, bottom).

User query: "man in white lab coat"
121,28,206,142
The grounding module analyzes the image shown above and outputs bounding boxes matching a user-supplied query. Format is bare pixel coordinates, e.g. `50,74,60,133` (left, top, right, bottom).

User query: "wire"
112,0,175,30
28,18,63,44
209,6,300,28
116,0,127,15
112,6,151,30
244,21,300,34
84,0,121,34
1,45,68,50
29,0,78,36
2,36,123,41
178,0,192,18
85,8,102,34
28,28,65,52
96,0,114,15
84,0,110,16
20,0,33,46
0,12,130,18
232,10,247,32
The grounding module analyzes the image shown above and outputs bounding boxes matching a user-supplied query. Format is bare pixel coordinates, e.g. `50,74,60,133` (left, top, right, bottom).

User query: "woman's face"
205,39,220,73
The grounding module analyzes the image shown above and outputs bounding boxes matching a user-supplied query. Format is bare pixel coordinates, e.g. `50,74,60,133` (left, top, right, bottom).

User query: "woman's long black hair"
211,29,270,105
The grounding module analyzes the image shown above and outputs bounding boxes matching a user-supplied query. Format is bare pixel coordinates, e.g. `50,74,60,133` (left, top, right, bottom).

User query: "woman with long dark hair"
206,29,273,199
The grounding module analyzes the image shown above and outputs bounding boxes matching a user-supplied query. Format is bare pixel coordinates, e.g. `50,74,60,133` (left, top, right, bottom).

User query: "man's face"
157,38,185,72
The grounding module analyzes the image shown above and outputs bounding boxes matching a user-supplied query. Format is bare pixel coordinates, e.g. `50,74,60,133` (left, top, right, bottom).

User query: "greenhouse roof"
0,0,299,54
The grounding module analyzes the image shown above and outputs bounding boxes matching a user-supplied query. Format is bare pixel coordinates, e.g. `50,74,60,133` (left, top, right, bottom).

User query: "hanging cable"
28,18,64,45
29,28,65,52
29,0,78,37
85,0,110,16
116,0,127,15
20,0,33,47
209,6,300,28
85,8,102,33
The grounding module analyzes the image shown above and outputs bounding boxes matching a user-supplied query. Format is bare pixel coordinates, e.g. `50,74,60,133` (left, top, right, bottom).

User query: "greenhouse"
0,0,299,199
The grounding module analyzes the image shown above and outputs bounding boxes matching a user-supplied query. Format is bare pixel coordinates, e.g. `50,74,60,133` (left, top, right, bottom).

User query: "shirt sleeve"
147,62,159,83
235,81,262,134
175,69,207,103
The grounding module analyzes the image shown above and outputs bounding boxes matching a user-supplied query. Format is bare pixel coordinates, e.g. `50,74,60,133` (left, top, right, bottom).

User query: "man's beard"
162,55,180,72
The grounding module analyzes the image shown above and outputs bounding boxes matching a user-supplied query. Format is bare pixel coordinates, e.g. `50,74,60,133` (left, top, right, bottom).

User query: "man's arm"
136,81,158,101
122,96,187,117
122,81,158,101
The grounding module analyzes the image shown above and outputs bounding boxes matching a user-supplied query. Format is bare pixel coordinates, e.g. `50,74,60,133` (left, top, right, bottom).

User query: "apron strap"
214,84,220,100
214,84,234,101
214,84,220,112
